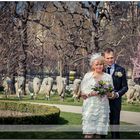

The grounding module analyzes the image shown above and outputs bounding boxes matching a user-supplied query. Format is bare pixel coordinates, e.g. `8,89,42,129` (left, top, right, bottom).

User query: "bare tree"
1,1,139,89
131,41,140,81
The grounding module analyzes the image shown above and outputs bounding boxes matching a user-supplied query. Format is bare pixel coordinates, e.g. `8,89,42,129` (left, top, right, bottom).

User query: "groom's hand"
107,92,116,99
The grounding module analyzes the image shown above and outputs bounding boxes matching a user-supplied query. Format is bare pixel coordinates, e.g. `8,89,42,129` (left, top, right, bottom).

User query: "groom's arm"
116,68,128,97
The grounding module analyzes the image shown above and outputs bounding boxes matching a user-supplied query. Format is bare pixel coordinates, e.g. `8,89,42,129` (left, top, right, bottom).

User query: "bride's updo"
89,53,105,66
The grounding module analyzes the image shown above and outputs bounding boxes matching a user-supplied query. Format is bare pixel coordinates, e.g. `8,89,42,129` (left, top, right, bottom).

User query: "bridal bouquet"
92,80,113,97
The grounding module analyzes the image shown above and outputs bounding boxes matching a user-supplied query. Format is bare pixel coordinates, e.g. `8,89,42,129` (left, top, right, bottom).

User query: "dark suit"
109,64,128,139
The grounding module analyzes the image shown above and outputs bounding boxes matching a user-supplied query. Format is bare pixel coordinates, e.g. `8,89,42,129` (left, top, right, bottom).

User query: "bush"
0,101,60,124
0,86,4,91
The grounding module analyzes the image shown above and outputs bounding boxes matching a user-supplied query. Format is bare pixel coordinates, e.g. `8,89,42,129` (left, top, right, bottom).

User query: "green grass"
0,93,83,106
0,93,140,112
0,131,139,139
0,112,139,139
122,97,140,112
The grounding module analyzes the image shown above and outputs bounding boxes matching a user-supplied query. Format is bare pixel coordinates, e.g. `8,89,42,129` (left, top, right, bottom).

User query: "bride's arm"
79,73,89,100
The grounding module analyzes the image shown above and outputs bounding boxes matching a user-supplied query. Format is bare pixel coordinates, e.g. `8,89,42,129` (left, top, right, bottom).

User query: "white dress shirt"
107,64,115,76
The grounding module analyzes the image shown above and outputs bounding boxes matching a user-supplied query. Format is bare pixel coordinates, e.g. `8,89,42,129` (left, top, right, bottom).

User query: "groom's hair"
104,47,114,53
102,47,114,56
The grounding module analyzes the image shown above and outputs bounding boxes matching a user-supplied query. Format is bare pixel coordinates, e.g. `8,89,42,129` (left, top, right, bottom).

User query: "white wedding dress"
81,72,113,135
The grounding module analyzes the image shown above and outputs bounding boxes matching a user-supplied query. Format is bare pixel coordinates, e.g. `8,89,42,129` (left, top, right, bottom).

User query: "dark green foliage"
0,86,4,91
0,101,60,124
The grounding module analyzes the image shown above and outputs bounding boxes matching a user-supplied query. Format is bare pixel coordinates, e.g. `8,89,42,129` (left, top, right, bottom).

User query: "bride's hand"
88,92,98,97
80,94,88,100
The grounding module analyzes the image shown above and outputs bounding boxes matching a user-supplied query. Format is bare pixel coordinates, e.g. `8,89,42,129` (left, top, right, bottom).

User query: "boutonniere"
115,71,123,77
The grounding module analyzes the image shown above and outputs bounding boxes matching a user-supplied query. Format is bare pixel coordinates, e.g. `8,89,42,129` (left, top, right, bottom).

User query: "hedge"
0,100,60,124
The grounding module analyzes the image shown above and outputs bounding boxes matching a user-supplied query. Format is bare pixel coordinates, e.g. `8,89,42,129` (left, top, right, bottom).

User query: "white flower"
115,72,123,77
105,81,109,85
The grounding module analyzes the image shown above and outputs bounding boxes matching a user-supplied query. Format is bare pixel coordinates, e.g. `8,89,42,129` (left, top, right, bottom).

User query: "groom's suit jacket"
109,64,128,111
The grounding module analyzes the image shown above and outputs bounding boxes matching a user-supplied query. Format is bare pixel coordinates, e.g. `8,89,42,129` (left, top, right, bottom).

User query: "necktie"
107,67,111,74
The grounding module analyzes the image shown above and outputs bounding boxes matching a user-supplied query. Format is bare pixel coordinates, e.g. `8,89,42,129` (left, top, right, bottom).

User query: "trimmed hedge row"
0,100,60,124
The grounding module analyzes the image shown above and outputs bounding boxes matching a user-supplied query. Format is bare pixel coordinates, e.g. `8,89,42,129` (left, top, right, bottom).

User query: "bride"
80,53,114,139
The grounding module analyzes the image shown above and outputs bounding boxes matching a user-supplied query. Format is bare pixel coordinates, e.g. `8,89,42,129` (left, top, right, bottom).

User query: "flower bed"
0,100,60,124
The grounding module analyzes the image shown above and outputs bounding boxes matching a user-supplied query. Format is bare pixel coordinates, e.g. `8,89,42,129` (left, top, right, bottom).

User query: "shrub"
0,100,60,124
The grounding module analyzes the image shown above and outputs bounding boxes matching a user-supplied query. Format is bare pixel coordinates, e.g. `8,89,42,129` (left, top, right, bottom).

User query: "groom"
103,48,128,139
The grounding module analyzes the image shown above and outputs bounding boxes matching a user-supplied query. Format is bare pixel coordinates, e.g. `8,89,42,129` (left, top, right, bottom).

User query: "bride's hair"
90,53,105,66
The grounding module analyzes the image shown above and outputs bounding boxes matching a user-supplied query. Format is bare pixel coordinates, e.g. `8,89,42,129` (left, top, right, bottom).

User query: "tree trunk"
18,21,28,95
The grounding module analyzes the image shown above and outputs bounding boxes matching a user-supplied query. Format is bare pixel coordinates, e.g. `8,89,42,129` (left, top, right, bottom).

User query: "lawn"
122,97,140,112
0,92,83,106
0,93,140,112
0,112,139,139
